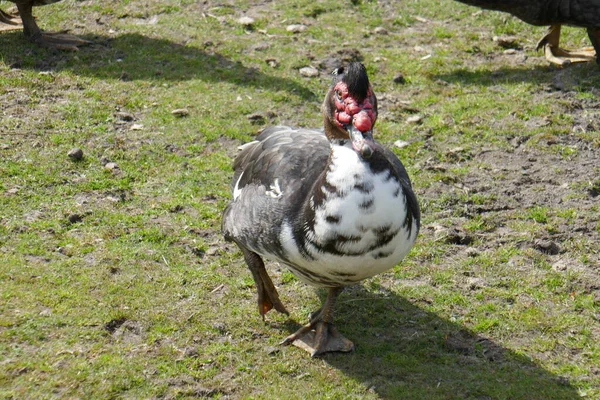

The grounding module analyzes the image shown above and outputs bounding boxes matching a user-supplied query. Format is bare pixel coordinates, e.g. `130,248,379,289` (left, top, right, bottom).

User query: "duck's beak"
348,125,373,159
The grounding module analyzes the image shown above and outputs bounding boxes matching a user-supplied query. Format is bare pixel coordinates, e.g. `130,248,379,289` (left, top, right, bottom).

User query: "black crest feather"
341,62,370,100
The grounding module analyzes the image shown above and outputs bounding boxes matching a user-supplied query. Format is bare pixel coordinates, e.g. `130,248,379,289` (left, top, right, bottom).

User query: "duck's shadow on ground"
432,62,599,92
0,31,317,100
282,284,579,400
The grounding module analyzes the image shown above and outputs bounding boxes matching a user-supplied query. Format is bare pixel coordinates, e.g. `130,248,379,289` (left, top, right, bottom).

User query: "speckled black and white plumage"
455,0,600,65
222,126,419,287
222,63,420,356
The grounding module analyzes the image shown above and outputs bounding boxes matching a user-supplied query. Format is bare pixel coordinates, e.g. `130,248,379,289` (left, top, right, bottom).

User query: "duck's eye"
335,90,343,101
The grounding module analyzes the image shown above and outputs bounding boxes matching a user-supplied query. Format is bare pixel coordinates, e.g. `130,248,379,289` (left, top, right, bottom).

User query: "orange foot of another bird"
29,31,91,51
540,43,596,66
0,8,21,31
537,25,596,66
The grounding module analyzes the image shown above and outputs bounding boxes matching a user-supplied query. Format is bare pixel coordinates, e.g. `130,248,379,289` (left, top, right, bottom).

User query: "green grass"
1,0,599,398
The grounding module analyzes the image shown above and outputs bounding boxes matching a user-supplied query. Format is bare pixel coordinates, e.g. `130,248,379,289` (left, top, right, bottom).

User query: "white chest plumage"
278,142,418,287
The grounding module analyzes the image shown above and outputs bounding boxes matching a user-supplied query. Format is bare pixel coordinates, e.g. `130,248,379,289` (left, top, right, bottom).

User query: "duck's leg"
0,8,21,31
536,25,596,66
281,287,354,357
16,2,90,51
586,27,600,65
241,248,289,318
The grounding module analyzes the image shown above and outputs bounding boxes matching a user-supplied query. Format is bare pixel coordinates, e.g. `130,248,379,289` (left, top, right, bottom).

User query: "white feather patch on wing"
233,171,245,200
266,178,283,198
237,140,259,151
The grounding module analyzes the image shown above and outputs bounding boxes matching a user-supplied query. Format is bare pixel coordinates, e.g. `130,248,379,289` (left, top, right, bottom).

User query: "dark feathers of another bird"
455,0,600,27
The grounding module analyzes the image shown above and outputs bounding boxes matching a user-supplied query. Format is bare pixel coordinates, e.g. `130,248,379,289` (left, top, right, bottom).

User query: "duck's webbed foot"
29,31,91,51
283,319,354,357
0,8,21,31
537,25,596,66
16,2,90,51
281,287,354,357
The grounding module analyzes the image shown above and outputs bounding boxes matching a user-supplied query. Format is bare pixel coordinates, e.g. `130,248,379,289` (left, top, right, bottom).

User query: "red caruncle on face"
333,82,376,133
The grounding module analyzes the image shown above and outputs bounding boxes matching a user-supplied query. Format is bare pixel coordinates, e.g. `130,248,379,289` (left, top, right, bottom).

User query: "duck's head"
322,62,378,159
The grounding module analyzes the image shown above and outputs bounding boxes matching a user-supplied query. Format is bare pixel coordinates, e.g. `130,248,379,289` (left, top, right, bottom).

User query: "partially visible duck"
222,63,420,356
0,1,88,50
455,0,600,65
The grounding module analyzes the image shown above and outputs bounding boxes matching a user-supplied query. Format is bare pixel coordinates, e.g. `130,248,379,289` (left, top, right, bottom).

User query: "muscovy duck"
222,63,420,356
455,0,600,65
0,1,88,50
